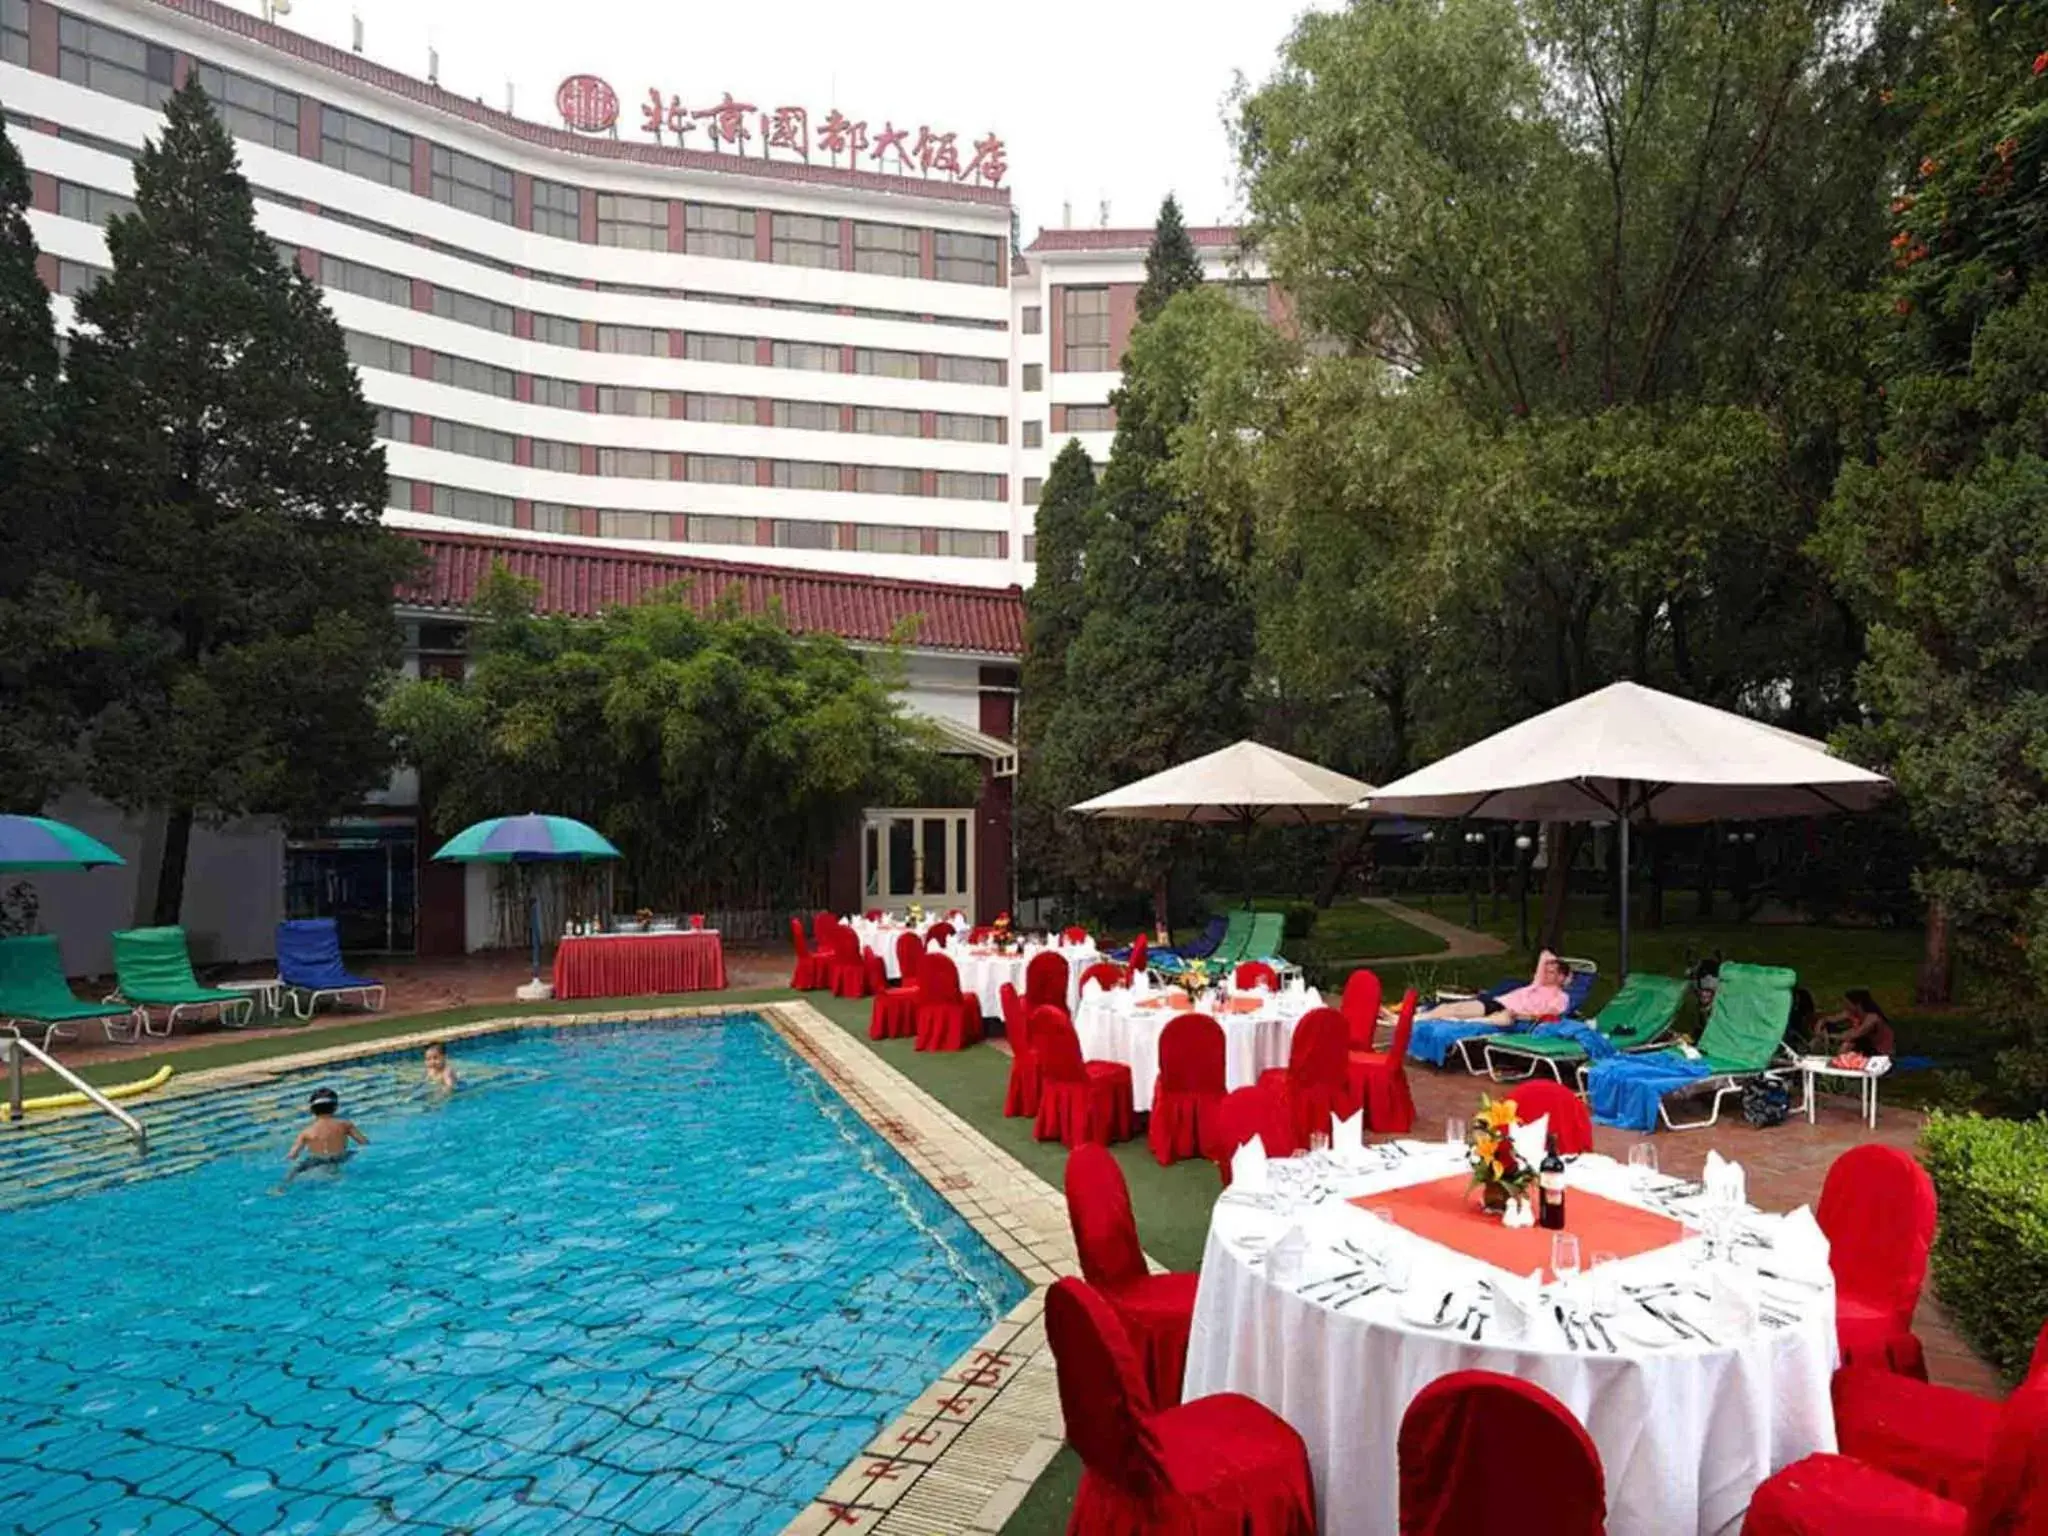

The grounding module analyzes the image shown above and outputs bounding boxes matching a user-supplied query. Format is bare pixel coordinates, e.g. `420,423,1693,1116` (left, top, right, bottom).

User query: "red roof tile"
1025,225,1244,253
398,529,1025,656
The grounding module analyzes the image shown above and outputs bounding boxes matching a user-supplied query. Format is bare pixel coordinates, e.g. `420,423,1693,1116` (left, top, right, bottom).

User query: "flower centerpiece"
1178,959,1212,1004
991,910,1016,953
635,907,654,933
906,902,925,930
1467,1095,1537,1214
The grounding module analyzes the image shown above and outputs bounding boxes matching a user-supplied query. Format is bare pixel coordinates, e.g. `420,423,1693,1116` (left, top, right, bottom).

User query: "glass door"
862,808,974,919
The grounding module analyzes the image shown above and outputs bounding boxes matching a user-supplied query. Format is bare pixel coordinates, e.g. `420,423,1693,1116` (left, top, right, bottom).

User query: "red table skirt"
552,932,727,999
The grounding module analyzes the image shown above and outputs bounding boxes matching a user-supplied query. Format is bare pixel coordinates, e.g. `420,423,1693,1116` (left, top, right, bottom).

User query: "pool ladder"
3,1037,148,1152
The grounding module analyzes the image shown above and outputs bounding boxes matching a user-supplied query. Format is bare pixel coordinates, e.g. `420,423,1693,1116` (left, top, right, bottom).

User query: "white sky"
261,0,1315,237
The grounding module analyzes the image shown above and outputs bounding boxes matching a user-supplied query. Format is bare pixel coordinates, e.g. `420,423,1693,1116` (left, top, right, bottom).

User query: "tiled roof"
1025,225,1245,253
144,0,1010,208
397,529,1025,656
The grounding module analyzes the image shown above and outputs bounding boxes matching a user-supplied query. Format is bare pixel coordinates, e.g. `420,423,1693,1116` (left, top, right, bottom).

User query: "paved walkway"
1345,898,1510,964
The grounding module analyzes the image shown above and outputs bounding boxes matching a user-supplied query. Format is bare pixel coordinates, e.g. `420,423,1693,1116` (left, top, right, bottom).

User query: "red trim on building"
1025,225,1242,253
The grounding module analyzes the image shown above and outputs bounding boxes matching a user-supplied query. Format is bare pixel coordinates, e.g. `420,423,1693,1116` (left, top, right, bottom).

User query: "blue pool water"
0,1014,1024,1534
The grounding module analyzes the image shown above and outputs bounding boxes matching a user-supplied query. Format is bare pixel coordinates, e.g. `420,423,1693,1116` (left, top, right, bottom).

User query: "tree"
61,80,419,923
1136,194,1207,324
1016,440,1098,893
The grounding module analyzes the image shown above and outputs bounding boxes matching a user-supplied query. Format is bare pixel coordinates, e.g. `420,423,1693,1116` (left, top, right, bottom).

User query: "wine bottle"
1538,1132,1567,1231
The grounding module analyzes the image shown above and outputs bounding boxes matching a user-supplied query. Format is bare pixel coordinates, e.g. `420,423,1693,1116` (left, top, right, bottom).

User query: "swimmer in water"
285,1087,367,1174
424,1042,457,1092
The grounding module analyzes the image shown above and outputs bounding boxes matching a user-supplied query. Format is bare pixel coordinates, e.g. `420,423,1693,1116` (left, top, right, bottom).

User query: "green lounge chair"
1244,911,1286,964
108,926,254,1037
1202,910,1255,967
0,934,143,1049
1478,972,1688,1083
1583,961,1798,1131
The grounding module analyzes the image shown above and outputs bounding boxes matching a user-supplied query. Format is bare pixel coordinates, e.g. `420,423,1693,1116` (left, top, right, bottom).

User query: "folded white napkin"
1774,1205,1833,1282
1331,1109,1365,1163
1704,1150,1748,1206
1491,1268,1545,1342
1131,970,1152,997
1267,1223,1309,1285
1232,1137,1271,1194
1287,973,1306,995
1508,1112,1550,1172
1706,1264,1759,1338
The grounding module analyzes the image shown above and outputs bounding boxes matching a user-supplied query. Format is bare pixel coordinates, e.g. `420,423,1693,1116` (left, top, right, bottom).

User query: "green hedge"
1920,1111,2048,1384
1281,902,1319,941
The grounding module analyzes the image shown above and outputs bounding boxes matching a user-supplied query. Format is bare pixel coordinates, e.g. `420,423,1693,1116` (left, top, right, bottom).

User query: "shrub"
1280,902,1318,941
1919,1111,2048,1384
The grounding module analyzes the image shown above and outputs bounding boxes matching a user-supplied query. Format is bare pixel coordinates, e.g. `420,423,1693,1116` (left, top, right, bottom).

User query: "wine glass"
1550,1233,1582,1289
1628,1142,1660,1189
1446,1116,1466,1149
1309,1130,1331,1157
1589,1250,1620,1315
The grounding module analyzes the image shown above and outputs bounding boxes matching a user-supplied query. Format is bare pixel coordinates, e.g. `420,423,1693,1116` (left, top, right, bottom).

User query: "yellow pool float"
10,1064,174,1112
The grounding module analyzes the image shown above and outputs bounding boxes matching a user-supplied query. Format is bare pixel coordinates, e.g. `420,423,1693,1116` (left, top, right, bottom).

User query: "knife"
1553,1303,1578,1349
1590,1312,1618,1352
1638,1300,1696,1343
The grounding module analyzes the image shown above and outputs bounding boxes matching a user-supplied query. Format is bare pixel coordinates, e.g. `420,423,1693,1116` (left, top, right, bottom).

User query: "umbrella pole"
529,888,542,985
1619,801,1632,979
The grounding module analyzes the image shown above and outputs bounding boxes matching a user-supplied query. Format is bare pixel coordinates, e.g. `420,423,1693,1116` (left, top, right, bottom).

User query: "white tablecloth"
1184,1148,1837,1536
849,918,917,978
1073,987,1322,1110
948,943,1097,1018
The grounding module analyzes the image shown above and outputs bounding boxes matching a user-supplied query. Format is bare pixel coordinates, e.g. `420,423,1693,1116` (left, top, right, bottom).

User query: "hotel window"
433,421,516,463
685,201,756,260
936,528,1002,559
1225,281,1273,319
598,324,662,356
854,347,920,380
432,486,515,526
434,354,515,399
686,332,751,365
938,355,1005,387
1021,363,1043,392
852,221,920,277
194,64,300,151
773,399,836,432
54,124,137,162
1062,287,1110,371
530,501,577,533
321,256,412,309
531,179,582,241
773,459,839,491
598,447,673,480
55,260,108,297
856,524,921,555
598,510,665,541
597,193,667,250
57,181,136,227
934,230,1001,286
58,15,173,110
385,476,415,511
1021,305,1042,335
1023,477,1043,506
2,0,27,67
687,454,755,485
531,376,582,410
344,332,413,374
687,514,758,546
272,239,299,271
773,340,842,373
320,105,414,191
596,386,661,417
936,471,1002,502
1065,403,1115,431
1022,534,1037,561
433,288,516,336
531,313,583,349
856,464,923,497
432,146,514,225
936,413,1003,444
773,520,841,550
689,393,753,425
373,408,412,442
852,406,919,439
531,439,581,473
1022,420,1042,449
772,213,841,269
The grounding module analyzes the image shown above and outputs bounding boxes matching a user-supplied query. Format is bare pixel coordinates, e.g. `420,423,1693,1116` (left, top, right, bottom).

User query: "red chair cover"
1032,1005,1133,1147
1047,1277,1317,1536
825,926,869,998
863,908,882,921
893,930,925,987
1340,968,1383,1050
967,924,995,943
1212,1084,1297,1186
1080,962,1130,993
1348,988,1419,1133
925,921,955,946
912,952,982,1051
1001,984,1042,1118
865,952,920,1041
788,917,826,990
811,910,837,950
1503,1079,1594,1155
1129,933,1149,977
1819,1145,1938,1376
1026,950,1071,1012
1149,1013,1226,1167
1399,1370,1605,1536
1062,924,1090,944
1744,1454,1968,1536
1235,961,1279,992
1066,1145,1198,1408
1257,1007,1357,1147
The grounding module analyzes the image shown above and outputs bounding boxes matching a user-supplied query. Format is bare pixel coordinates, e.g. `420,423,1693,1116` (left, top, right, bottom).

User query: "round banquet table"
1184,1146,1837,1536
1073,987,1320,1110
551,930,727,999
947,942,1097,1019
849,917,917,978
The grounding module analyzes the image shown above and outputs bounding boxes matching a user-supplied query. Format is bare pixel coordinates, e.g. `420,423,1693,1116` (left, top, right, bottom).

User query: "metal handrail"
4,1036,148,1151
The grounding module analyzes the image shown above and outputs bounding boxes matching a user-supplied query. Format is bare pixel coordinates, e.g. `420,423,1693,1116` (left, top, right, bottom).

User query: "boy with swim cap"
286,1087,368,1168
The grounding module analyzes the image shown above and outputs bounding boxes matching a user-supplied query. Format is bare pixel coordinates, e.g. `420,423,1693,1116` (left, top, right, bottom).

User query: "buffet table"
551,930,727,999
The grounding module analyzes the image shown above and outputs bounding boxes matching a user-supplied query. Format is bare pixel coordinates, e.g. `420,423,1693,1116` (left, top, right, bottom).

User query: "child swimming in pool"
424,1042,457,1092
286,1087,368,1172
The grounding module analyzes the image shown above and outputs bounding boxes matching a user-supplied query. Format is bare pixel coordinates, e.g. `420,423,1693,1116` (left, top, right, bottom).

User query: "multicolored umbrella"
0,815,127,873
432,815,621,993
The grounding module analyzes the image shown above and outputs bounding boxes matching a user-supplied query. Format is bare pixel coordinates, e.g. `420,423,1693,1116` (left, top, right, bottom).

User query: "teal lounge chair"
1243,912,1286,964
108,926,254,1037
1479,972,1688,1083
0,934,143,1049
1583,962,1798,1131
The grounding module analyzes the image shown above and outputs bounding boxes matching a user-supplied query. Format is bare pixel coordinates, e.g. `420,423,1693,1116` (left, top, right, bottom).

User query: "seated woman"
1810,988,1896,1056
1414,950,1572,1026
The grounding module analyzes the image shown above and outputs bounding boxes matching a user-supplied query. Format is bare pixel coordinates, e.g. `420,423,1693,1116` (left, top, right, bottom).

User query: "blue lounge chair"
1114,914,1229,968
1415,967,1599,1071
277,919,386,1019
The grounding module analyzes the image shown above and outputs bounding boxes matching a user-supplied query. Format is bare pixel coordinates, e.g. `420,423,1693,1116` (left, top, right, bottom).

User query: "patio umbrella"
1355,681,1892,973
0,814,125,872
432,814,621,997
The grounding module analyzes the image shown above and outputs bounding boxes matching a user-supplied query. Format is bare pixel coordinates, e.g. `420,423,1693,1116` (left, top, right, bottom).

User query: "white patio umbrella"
1355,681,1891,972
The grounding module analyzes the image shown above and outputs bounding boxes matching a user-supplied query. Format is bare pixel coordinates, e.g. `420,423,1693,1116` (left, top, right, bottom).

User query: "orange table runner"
1135,993,1266,1014
1353,1174,1684,1282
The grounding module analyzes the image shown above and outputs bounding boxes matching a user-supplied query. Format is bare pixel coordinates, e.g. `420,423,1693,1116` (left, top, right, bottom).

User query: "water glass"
1309,1130,1331,1156
1589,1251,1620,1314
1446,1116,1466,1148
1381,1242,1413,1293
1628,1142,1660,1188
1551,1233,1582,1287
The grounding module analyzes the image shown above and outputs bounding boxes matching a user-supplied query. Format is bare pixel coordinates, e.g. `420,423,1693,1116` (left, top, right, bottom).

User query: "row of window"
389,476,1007,558
3,0,29,66
44,9,1005,286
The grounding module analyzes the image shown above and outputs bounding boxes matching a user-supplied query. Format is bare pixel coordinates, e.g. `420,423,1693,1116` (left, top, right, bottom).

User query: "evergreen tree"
1016,440,1097,894
1136,194,1205,323
62,80,420,922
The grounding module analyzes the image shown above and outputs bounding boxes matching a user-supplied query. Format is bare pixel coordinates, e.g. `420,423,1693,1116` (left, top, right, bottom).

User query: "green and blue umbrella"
0,815,127,873
432,815,621,986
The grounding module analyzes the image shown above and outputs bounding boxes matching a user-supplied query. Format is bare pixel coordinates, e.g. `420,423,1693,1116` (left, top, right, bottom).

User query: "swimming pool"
0,1013,1025,1534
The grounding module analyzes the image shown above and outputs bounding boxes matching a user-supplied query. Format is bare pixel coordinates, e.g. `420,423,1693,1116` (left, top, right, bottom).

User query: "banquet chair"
1399,1371,1605,1536
912,952,982,1052
1149,1012,1226,1167
865,952,920,1041
1000,984,1043,1117
1259,1008,1357,1146
1079,961,1129,994
811,910,837,950
1062,924,1090,944
1065,1145,1199,1408
1235,960,1280,992
1818,1144,1938,1377
787,917,828,991
967,924,995,943
1503,1078,1594,1155
1046,1276,1317,1536
827,927,870,999
862,908,882,921
1025,950,1070,1013
1348,989,1420,1134
1032,1005,1133,1147
1213,1083,1297,1185
1744,1377,2048,1536
894,930,927,988
925,921,955,946
1340,968,1384,1050
1832,1319,2048,1506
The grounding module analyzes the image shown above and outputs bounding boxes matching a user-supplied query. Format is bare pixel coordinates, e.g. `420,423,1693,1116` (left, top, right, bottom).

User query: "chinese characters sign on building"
554,75,1005,188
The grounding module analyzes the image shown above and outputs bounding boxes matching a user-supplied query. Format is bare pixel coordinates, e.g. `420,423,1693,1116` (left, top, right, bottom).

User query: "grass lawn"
1283,896,1449,962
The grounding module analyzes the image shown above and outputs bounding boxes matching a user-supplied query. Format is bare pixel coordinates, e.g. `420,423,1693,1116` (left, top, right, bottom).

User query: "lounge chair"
1584,961,1798,1131
1420,969,1599,1070
1478,972,1688,1083
0,934,143,1048
107,926,255,1036
277,918,386,1018
1242,912,1286,964
1143,915,1230,972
